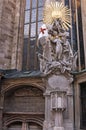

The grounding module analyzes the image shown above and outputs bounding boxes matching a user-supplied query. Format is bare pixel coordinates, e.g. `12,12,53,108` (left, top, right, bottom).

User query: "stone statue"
38,2,77,130
38,19,77,76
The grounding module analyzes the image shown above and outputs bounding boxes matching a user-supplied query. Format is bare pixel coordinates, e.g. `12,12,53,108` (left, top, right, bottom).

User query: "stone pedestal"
21,122,27,130
51,91,66,130
54,112,63,127
43,74,73,130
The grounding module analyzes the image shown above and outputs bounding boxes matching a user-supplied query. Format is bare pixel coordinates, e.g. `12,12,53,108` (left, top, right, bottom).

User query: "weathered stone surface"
38,2,74,130
0,0,85,130
4,87,45,113
1,76,45,129
48,75,70,90
0,0,25,70
81,0,86,67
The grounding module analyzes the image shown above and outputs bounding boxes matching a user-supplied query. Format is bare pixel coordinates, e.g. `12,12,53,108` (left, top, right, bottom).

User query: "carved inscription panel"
4,86,45,113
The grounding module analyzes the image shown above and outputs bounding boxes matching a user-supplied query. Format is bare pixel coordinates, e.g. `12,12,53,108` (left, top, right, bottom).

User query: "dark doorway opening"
80,82,86,129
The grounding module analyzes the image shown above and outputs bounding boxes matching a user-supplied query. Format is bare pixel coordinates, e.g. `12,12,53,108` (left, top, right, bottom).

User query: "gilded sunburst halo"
43,1,71,30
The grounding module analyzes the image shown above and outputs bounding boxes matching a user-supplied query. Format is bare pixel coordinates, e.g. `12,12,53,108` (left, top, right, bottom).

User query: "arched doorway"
3,85,45,130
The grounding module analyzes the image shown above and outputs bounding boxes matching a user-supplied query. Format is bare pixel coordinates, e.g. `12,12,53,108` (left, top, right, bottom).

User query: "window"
74,0,85,71
65,0,85,71
80,82,86,129
22,0,44,70
8,122,22,130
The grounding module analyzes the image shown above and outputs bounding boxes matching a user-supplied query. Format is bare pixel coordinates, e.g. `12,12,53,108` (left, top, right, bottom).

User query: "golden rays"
43,1,71,30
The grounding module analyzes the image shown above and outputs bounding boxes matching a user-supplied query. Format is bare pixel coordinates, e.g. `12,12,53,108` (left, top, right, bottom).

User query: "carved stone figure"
38,2,77,130
38,19,76,76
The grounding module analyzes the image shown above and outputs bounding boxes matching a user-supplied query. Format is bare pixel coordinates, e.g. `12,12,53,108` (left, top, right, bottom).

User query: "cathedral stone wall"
1,0,85,71
0,0,86,130
81,0,86,67
0,0,16,69
11,0,25,70
0,0,25,70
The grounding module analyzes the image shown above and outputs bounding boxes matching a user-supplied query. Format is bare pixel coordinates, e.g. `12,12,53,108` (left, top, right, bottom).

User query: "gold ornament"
43,1,71,30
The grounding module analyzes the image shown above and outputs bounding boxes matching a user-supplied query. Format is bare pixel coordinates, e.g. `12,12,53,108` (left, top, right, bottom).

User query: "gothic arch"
4,117,23,126
2,81,45,94
4,116,43,127
3,84,45,113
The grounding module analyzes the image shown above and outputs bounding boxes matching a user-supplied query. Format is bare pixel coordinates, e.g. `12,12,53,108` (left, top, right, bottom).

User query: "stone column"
55,112,63,127
54,112,64,130
22,122,28,130
0,107,3,129
50,91,66,130
81,0,86,67
0,72,4,130
11,0,26,70
43,93,52,130
0,94,4,130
